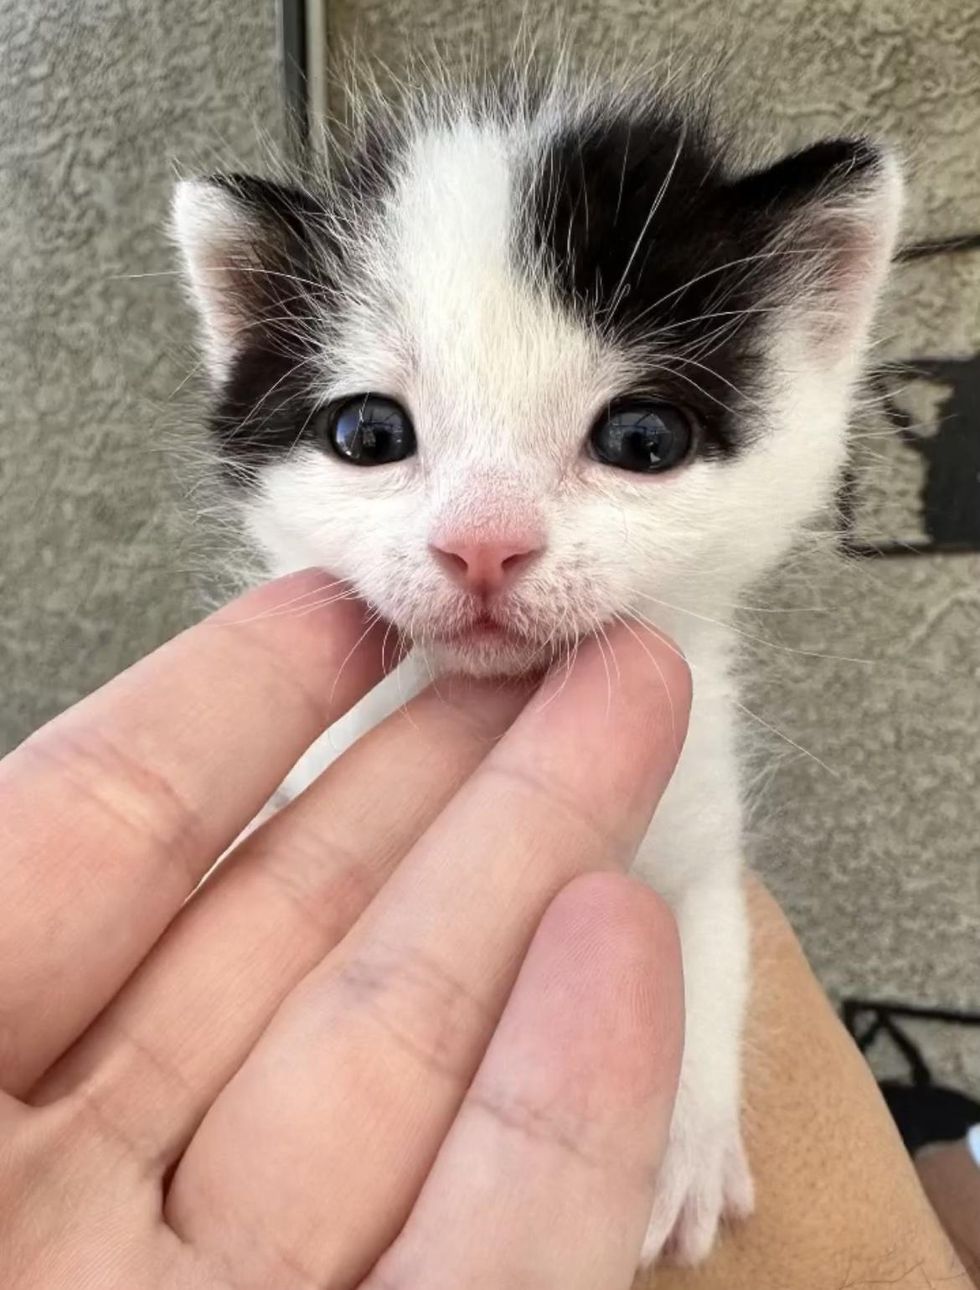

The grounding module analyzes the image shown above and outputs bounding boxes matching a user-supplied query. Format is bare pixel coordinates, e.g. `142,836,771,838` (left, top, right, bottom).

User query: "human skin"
0,570,688,1290
640,880,970,1290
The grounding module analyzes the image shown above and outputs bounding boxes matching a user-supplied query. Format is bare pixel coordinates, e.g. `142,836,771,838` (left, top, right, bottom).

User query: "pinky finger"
367,873,683,1290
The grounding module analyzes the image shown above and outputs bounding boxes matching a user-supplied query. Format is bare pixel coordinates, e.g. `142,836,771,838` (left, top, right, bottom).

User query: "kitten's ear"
730,139,903,359
172,175,324,384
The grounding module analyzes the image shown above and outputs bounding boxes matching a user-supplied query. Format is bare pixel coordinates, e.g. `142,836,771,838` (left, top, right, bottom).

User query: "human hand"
0,570,689,1290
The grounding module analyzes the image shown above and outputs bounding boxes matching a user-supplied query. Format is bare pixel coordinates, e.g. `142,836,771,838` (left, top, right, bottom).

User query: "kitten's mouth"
436,610,516,645
413,605,571,678
394,590,607,677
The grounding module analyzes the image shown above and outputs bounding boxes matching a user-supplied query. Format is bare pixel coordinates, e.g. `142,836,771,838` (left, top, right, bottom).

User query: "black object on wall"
843,233,980,559
278,0,309,159
875,355,980,552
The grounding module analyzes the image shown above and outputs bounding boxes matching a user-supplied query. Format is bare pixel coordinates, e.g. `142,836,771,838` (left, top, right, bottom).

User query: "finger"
369,873,683,1290
169,622,690,1289
32,675,532,1167
0,572,388,1094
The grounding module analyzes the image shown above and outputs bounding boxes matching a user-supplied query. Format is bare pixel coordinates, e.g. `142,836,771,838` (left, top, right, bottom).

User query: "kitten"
173,71,902,1266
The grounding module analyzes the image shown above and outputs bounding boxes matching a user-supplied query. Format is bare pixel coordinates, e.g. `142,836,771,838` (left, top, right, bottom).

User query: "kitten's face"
175,90,901,674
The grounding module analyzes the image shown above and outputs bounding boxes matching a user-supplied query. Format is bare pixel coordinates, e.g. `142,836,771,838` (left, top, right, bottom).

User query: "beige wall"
322,0,980,239
0,2,284,749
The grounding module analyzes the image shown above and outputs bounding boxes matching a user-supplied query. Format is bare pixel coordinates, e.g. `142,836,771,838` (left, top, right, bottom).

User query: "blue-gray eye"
324,394,416,465
589,401,696,474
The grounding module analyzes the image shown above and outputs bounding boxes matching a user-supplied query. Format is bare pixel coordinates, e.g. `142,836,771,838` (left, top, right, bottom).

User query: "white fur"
176,95,902,1267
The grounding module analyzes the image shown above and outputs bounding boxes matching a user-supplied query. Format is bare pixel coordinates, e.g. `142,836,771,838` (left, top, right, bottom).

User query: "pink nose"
430,535,543,594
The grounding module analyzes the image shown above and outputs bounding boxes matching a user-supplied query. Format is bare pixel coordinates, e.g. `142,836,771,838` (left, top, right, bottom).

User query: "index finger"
0,571,389,1093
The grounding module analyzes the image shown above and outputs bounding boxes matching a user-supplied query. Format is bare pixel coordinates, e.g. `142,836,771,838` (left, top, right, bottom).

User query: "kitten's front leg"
641,874,754,1267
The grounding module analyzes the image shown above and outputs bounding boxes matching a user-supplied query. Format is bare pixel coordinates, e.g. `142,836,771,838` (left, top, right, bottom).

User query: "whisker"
623,609,838,777
659,349,762,409
605,123,688,317
534,633,580,715
287,590,361,619
732,695,840,778
592,624,615,722
614,612,679,752
598,618,623,688
392,645,423,734
328,610,384,710
110,265,327,293
223,575,352,625
631,589,875,666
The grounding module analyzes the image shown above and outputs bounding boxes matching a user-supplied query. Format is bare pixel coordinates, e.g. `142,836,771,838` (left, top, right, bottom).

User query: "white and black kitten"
173,71,902,1266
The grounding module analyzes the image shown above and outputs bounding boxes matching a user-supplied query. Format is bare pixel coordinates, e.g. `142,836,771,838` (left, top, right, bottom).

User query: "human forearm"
638,880,968,1290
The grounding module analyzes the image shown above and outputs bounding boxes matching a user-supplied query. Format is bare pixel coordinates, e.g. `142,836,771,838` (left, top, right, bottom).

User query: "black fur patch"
208,133,400,484
525,107,881,459
210,346,321,481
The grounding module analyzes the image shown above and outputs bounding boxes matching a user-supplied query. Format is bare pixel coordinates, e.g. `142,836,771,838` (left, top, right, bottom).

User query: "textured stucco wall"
323,0,980,239
319,0,980,1087
0,1,283,750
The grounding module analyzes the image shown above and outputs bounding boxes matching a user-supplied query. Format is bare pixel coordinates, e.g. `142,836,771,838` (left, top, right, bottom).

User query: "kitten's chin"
421,636,558,679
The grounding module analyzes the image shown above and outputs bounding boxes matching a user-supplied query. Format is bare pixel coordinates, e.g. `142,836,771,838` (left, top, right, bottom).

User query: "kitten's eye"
589,401,696,474
323,394,416,466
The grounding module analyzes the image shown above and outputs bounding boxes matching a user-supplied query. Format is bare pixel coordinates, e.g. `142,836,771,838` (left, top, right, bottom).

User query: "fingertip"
546,873,683,1010
613,620,693,725
548,871,680,960
533,873,685,1094
539,621,692,740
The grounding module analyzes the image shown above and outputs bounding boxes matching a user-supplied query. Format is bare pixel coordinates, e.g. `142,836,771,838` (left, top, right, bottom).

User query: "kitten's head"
174,80,901,675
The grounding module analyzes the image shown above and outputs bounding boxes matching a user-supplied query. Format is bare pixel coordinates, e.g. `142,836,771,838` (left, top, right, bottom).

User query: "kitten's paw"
641,1116,753,1268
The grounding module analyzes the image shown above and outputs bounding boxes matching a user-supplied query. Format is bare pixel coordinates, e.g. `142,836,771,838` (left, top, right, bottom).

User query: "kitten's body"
175,70,901,1266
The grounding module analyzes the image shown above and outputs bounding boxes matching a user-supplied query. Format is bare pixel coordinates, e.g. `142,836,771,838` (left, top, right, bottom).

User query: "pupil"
347,412,391,457
633,427,663,463
326,394,415,466
589,401,693,474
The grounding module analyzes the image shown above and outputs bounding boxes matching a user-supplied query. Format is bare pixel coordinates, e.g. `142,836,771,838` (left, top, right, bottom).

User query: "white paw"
641,1112,753,1268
